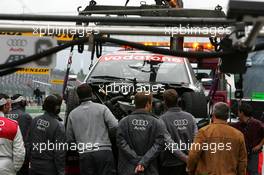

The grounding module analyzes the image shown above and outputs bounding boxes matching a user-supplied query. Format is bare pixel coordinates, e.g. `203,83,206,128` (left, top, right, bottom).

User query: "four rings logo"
0,120,5,127
37,119,50,128
173,119,188,127
7,39,28,47
132,119,149,127
6,114,19,120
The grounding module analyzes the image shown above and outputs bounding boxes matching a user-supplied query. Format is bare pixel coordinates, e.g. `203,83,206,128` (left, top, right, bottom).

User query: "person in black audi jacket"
8,94,32,140
159,89,198,175
117,92,168,175
28,94,66,175
7,94,32,175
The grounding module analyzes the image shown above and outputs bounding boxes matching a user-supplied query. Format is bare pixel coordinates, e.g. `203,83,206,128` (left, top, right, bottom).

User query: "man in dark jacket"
160,89,197,175
8,94,32,140
28,94,66,175
33,87,42,106
117,92,167,175
7,94,32,175
231,103,264,175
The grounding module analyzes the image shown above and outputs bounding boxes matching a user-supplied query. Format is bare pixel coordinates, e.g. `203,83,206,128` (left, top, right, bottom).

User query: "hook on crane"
89,0,97,6
215,5,223,11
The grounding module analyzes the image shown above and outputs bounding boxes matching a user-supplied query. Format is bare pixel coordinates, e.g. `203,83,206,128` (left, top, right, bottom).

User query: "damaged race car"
66,50,208,121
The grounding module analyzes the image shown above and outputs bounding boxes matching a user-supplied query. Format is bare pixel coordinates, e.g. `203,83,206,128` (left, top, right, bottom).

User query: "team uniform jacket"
7,106,32,142
116,109,167,175
28,112,66,175
0,114,25,175
160,107,198,167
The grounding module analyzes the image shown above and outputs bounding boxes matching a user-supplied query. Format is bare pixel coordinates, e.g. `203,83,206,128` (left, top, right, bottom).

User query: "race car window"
89,55,189,84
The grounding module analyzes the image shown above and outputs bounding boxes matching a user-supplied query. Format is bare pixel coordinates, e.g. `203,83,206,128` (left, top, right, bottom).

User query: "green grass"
26,106,66,119
26,106,66,114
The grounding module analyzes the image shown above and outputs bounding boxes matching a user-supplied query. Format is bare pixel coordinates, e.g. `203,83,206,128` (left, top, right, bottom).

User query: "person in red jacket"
0,94,25,175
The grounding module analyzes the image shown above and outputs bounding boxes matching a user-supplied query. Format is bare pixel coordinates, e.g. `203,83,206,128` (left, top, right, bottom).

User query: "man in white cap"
7,94,32,175
0,94,25,175
0,93,12,113
8,94,32,140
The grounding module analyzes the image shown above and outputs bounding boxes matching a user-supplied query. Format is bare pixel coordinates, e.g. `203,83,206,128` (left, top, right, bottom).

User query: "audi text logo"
173,119,188,127
0,120,5,127
7,39,28,47
132,119,149,127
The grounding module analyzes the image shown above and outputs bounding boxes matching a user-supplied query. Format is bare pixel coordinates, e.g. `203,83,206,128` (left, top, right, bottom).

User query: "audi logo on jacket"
0,115,25,175
116,109,167,175
27,112,66,175
160,107,198,167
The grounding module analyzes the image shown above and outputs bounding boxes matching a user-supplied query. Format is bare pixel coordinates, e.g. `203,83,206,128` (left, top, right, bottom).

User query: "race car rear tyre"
181,92,208,118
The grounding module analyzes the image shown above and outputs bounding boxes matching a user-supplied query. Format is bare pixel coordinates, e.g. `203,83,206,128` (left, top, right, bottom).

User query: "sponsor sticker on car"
99,54,184,63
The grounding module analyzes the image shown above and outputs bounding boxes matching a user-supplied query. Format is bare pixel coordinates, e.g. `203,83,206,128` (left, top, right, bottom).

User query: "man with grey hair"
187,102,247,175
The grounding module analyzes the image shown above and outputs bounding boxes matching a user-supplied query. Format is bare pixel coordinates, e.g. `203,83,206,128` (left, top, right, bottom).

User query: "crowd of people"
0,84,263,175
